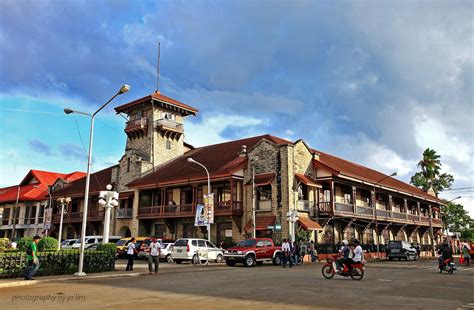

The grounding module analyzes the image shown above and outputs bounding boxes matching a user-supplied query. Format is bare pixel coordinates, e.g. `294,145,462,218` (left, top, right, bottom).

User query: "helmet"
342,240,349,246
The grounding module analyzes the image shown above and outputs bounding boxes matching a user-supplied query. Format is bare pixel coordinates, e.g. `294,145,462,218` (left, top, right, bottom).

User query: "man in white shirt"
353,239,363,263
148,237,161,275
125,237,137,271
281,238,292,268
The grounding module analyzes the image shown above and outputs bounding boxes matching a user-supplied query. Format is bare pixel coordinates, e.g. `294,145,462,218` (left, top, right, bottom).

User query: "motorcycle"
438,257,456,274
321,254,365,281
291,255,303,266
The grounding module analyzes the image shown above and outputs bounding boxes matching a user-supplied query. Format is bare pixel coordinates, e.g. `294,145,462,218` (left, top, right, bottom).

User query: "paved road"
1,259,473,310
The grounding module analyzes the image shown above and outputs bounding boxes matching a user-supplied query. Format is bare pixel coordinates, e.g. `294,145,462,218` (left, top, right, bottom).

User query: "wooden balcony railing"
334,202,353,213
355,206,373,216
376,209,391,219
137,201,243,219
407,214,420,222
392,212,407,221
51,211,104,223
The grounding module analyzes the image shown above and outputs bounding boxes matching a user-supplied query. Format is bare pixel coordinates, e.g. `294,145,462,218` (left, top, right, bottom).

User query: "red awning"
245,216,276,231
298,216,323,231
245,172,276,187
295,173,320,187
119,191,134,200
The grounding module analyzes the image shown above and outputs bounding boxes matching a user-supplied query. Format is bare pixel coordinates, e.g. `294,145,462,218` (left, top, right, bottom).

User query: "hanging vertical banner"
195,204,206,226
204,193,214,224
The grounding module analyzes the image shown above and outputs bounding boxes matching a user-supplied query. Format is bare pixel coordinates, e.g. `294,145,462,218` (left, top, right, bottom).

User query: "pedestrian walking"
24,235,41,280
148,237,161,274
310,240,317,262
281,238,292,268
125,237,138,271
462,245,470,266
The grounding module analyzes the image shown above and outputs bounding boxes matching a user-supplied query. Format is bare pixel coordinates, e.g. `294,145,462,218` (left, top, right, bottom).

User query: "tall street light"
373,172,397,258
11,185,21,240
187,158,211,242
64,84,130,276
56,197,71,250
442,196,462,245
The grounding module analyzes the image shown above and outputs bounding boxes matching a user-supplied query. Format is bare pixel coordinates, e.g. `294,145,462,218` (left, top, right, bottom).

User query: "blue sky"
0,1,472,214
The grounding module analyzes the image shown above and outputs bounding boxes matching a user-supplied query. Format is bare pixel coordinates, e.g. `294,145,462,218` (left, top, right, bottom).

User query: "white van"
171,238,224,264
71,236,122,249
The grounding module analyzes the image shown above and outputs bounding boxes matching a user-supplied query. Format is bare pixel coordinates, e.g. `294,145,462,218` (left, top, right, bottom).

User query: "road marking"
457,303,474,309
376,279,393,282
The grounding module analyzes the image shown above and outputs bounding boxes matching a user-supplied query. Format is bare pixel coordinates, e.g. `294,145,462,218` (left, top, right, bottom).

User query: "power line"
442,187,474,191
0,107,63,115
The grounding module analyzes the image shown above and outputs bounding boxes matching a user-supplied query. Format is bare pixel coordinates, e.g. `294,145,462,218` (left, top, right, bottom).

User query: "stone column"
352,186,357,215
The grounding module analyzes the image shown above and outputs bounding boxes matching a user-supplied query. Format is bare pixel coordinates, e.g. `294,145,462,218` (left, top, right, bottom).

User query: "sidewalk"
0,260,217,289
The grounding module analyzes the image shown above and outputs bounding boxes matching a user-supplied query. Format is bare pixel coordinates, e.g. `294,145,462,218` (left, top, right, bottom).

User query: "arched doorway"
119,226,131,237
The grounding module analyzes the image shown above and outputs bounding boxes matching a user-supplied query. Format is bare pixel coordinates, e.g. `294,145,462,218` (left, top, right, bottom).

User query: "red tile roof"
51,166,116,198
114,91,198,115
245,172,276,186
128,135,291,187
0,170,85,203
295,173,319,187
314,150,444,204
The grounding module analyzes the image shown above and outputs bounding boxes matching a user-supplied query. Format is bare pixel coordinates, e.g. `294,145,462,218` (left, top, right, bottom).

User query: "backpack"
26,244,33,256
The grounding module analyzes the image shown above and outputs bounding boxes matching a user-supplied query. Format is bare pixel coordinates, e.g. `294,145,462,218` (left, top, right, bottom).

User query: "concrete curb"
0,265,220,289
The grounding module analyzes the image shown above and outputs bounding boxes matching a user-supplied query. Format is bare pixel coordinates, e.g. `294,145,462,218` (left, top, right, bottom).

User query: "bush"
96,243,116,256
18,237,33,252
37,237,58,251
0,238,10,252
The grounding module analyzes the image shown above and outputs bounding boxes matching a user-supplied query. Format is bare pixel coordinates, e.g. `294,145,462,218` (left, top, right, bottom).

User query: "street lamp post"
442,196,462,248
64,85,129,276
373,172,397,258
57,197,71,250
98,184,119,244
187,158,211,242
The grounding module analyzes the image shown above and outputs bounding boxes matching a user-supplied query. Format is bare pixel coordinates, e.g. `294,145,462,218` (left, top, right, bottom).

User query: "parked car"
71,236,103,249
171,238,224,264
116,237,150,258
61,239,78,249
223,238,282,267
138,242,174,263
386,240,417,261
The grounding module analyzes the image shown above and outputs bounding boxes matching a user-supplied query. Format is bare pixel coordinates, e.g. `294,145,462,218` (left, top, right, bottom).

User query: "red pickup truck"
223,238,282,267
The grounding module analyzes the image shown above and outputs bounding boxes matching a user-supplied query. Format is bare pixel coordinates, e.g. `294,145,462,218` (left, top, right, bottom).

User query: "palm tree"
418,148,441,183
410,148,453,195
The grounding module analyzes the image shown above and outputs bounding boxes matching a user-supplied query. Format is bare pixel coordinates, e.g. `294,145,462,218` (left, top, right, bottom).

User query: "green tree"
443,202,471,233
410,148,453,194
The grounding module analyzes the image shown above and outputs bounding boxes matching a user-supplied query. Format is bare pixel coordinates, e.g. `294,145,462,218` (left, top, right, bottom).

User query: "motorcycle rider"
336,240,351,273
437,242,453,270
352,239,363,266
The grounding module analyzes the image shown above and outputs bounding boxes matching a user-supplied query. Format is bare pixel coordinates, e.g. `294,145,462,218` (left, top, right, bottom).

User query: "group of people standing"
280,239,320,268
125,236,161,275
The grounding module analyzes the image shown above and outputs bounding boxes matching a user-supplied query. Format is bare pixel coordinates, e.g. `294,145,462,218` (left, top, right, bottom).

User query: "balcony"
51,210,104,223
334,202,353,213
116,208,133,219
355,205,373,217
125,117,148,138
297,200,315,212
376,209,391,219
137,201,243,219
392,212,407,221
156,118,183,139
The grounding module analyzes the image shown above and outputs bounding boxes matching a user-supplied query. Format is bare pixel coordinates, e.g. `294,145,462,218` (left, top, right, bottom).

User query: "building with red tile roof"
20,91,444,255
0,169,85,239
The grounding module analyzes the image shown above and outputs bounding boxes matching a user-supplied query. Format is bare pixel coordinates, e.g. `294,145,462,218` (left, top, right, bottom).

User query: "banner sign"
194,204,206,226
204,193,214,224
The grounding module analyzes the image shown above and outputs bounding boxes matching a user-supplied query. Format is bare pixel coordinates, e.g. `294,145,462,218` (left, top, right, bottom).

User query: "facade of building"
0,170,85,238
49,91,444,252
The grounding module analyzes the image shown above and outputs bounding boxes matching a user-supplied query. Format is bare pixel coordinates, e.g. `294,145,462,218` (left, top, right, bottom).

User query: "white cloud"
185,114,265,147
414,115,472,164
